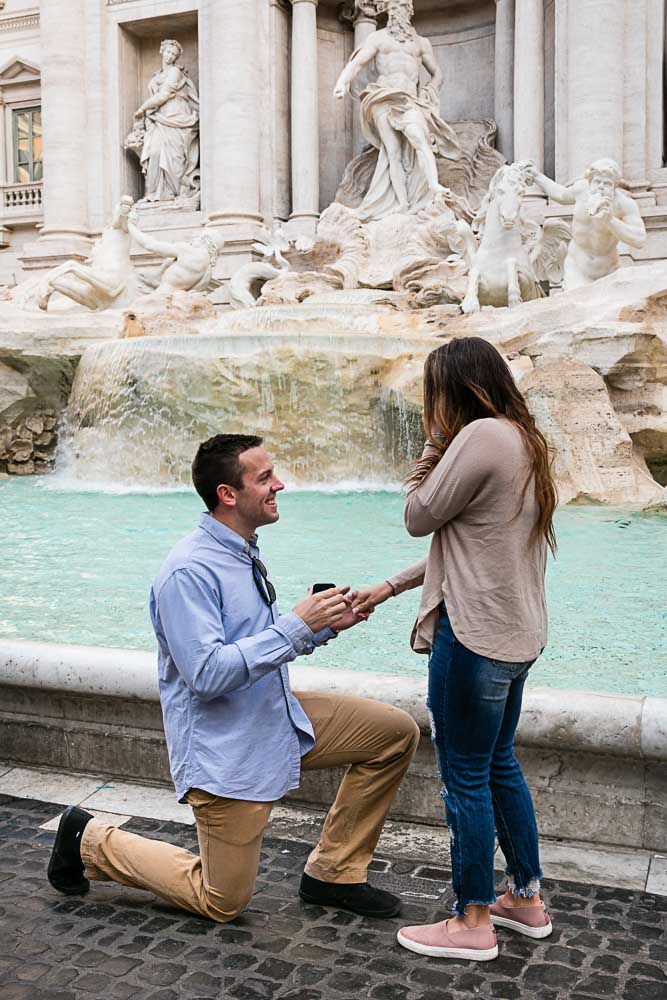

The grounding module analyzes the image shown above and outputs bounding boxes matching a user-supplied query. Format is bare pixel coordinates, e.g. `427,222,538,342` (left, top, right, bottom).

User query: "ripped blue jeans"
428,608,543,917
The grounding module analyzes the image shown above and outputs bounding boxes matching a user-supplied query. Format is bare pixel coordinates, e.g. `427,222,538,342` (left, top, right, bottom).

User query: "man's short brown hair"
192,434,263,511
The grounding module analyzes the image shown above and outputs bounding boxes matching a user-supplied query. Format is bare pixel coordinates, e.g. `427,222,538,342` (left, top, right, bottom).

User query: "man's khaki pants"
81,692,420,923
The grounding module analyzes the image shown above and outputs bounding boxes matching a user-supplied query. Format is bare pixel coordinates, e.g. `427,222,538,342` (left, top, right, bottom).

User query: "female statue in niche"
126,38,200,207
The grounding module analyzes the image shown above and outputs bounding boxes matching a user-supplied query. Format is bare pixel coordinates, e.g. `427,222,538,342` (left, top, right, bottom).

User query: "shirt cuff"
312,627,336,646
387,573,411,596
275,611,316,654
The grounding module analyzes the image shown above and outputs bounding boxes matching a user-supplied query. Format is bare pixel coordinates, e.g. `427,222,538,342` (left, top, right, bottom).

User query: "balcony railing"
0,181,43,225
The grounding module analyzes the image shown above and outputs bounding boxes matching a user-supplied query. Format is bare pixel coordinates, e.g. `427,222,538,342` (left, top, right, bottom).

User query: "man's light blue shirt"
150,513,334,802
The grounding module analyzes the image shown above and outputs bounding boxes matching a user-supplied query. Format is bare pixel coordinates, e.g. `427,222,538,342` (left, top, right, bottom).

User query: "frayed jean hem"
507,874,542,898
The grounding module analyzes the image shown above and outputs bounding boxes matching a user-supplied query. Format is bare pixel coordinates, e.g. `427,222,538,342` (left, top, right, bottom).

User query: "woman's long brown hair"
407,337,558,554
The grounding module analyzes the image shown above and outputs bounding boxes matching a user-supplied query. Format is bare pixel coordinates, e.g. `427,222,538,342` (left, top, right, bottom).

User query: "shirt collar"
198,512,258,555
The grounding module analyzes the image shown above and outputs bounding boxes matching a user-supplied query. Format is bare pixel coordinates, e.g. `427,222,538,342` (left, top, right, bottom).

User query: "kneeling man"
47,434,420,921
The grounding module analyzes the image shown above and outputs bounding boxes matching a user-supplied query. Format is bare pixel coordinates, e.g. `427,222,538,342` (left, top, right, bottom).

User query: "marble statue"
393,191,470,306
228,225,291,309
459,162,570,313
125,39,200,207
333,0,460,221
229,206,370,309
128,215,223,295
37,196,137,312
528,159,647,290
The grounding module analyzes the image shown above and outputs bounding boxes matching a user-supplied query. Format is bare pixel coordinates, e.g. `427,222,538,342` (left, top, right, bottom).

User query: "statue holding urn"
125,38,200,208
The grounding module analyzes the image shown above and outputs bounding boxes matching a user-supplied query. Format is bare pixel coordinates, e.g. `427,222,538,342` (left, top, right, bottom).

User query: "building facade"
0,0,665,292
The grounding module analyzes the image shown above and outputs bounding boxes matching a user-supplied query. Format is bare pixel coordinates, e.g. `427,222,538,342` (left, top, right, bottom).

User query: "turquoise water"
1,477,665,696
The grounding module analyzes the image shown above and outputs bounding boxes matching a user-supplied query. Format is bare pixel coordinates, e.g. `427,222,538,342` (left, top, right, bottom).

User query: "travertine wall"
418,1,496,123
317,7,354,212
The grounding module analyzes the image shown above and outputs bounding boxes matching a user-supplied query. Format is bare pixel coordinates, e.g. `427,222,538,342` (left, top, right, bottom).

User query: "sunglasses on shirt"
251,555,276,607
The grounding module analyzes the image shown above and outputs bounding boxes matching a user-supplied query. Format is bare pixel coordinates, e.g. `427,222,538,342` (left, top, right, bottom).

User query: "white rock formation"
442,258,667,503
522,359,660,505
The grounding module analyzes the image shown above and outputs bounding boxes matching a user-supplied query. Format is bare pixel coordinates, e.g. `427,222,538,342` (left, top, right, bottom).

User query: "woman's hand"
333,592,371,633
352,581,394,616
293,586,352,633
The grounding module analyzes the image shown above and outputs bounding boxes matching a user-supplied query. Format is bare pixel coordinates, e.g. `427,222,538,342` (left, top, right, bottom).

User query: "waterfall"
54,331,427,489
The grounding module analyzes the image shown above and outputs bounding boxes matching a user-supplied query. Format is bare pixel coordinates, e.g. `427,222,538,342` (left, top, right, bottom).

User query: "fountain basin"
2,480,665,697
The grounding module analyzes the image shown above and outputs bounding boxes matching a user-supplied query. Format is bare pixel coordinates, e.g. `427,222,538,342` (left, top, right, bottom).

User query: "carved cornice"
0,12,39,33
339,1,380,26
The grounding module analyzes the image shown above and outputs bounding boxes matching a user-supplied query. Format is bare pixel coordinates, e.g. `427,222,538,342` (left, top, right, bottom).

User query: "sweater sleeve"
387,557,427,596
404,422,495,537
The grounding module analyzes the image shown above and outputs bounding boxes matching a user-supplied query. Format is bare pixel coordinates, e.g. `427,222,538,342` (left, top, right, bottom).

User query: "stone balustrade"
0,181,43,225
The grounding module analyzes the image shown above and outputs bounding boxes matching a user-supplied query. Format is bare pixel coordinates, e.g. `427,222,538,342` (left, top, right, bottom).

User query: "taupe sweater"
388,417,548,662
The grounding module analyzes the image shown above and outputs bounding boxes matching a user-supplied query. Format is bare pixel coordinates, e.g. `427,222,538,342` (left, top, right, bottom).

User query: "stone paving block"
229,977,281,998
623,980,667,999
0,767,105,806
80,780,194,824
1,794,667,1000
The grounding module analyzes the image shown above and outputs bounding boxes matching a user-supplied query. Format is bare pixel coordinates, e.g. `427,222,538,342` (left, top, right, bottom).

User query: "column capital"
339,1,379,26
291,0,318,6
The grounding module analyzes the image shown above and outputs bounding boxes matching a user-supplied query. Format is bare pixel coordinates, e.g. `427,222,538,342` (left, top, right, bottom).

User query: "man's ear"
215,483,237,508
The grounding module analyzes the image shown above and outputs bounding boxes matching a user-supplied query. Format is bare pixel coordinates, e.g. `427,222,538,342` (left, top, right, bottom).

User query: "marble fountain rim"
84,330,438,358
0,638,665,761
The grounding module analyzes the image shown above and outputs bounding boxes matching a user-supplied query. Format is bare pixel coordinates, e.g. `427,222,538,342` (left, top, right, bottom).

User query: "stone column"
646,0,665,202
290,0,320,237
566,0,624,181
623,0,653,205
33,0,90,261
351,3,378,155
200,0,263,234
513,0,544,171
494,0,515,161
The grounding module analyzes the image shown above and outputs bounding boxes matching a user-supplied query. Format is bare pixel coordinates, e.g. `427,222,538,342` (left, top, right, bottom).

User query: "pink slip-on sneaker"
489,899,553,939
397,918,498,960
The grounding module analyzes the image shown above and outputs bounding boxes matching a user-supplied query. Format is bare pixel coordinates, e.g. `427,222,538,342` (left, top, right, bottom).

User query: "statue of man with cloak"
333,0,460,222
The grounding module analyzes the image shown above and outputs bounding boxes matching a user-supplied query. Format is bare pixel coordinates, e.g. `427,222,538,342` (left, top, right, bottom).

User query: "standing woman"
355,337,557,961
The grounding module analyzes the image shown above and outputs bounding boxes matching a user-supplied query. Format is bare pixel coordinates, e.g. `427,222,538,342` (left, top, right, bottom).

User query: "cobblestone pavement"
1,794,666,1000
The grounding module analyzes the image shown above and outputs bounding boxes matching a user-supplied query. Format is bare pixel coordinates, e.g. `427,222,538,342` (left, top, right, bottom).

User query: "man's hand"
332,591,371,633
593,196,613,221
352,581,394,616
293,586,353,634
521,160,538,186
333,81,349,100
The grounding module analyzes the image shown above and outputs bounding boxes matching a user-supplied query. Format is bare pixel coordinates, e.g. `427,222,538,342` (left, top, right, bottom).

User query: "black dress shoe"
47,805,94,895
299,872,402,918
